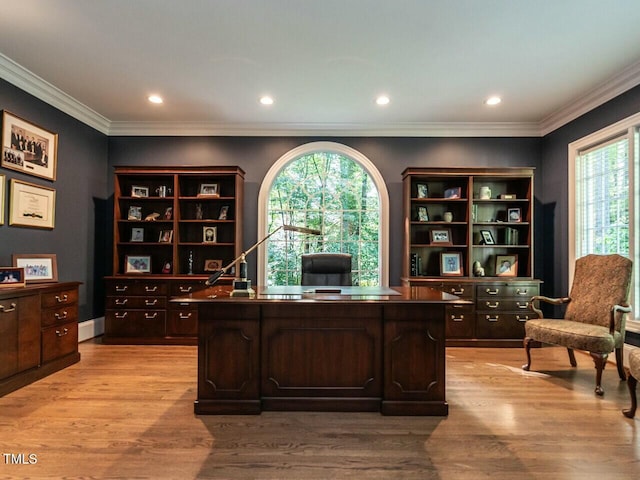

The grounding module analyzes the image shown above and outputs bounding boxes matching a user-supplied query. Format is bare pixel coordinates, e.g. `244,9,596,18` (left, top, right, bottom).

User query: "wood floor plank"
0,339,637,479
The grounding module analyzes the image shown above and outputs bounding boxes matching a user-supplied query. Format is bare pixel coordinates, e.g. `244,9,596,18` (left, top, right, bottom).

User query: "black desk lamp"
205,224,322,296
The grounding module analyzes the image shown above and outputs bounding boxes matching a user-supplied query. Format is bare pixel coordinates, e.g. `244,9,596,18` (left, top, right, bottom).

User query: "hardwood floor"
0,338,637,479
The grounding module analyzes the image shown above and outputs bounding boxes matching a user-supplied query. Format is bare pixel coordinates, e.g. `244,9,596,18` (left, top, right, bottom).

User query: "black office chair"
301,253,352,286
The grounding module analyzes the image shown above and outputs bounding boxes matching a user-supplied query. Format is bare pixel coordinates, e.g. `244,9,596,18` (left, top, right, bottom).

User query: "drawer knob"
55,294,68,303
54,311,68,320
55,328,69,337
145,299,158,306
179,286,193,293
0,302,17,313
116,286,128,292
145,286,158,292
179,313,192,320
485,288,499,295
485,301,500,309
145,313,158,319
115,299,128,305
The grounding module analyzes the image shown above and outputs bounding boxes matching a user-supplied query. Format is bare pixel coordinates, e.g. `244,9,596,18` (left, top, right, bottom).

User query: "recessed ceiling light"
376,95,390,106
260,96,274,105
485,96,502,106
148,95,163,104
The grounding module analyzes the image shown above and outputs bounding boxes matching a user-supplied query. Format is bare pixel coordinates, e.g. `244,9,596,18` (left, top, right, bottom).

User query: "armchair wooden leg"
590,352,607,396
522,337,533,371
623,373,637,418
567,348,577,367
615,347,626,381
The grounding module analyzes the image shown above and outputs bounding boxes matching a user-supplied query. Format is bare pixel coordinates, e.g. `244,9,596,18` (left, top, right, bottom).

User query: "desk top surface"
172,285,470,304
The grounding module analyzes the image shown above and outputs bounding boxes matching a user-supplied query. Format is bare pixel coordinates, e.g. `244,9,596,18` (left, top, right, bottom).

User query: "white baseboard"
78,316,105,342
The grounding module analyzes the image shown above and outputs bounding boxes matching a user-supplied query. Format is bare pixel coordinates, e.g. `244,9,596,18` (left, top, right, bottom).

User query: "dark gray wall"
108,136,542,285
540,83,640,298
0,79,109,320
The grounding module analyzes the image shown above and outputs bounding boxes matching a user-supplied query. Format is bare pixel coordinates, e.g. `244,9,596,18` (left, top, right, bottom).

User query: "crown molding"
539,58,640,136
0,53,111,134
107,120,541,137
2,51,639,138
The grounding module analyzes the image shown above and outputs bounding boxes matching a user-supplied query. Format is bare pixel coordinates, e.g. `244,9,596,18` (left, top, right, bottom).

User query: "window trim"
257,141,390,286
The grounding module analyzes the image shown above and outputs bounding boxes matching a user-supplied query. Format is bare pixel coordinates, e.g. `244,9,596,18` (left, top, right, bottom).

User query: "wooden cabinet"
402,167,540,346
105,166,244,345
0,282,81,397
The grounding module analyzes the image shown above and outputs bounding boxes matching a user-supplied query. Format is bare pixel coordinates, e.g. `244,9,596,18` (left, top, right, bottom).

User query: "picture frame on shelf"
203,226,217,243
198,183,219,197
416,183,428,198
218,205,229,220
440,252,463,276
0,174,4,225
131,185,149,198
0,267,25,288
130,227,144,242
480,230,495,245
12,254,58,283
430,228,452,245
1,110,58,181
9,178,56,229
444,186,462,199
417,206,429,222
125,255,151,274
158,229,173,243
127,206,142,220
496,254,518,277
508,208,521,222
204,259,223,272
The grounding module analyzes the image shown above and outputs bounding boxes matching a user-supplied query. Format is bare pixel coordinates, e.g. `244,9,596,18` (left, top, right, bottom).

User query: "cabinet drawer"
476,283,539,298
42,304,78,327
170,281,207,296
445,304,475,338
106,281,168,296
477,299,532,311
475,313,531,339
105,310,166,337
42,321,78,363
105,296,166,309
41,288,78,308
430,282,473,299
166,306,198,336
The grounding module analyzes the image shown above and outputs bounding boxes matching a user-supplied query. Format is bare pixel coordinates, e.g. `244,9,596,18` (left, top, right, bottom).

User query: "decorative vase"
479,186,492,200
443,211,453,222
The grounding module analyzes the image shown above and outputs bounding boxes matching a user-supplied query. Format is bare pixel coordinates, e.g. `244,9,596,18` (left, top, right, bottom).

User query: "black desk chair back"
301,253,352,286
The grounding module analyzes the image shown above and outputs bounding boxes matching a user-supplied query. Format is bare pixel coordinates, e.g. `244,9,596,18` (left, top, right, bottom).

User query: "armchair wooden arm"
610,303,632,334
529,295,571,318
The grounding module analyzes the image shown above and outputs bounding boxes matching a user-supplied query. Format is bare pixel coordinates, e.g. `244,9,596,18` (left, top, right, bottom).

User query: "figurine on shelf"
473,260,485,277
164,206,173,220
144,212,160,221
162,261,171,274
195,203,203,220
188,250,194,275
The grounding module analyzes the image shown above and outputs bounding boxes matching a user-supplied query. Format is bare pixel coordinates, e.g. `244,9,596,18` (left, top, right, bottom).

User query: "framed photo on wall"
440,252,463,276
9,178,56,229
12,253,58,283
1,110,58,181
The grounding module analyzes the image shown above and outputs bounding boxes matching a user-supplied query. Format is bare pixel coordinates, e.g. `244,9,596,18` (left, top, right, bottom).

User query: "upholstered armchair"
301,253,352,286
522,254,632,396
623,349,639,418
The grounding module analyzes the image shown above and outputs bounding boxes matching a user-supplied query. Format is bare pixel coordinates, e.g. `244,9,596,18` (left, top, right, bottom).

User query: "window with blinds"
575,136,629,258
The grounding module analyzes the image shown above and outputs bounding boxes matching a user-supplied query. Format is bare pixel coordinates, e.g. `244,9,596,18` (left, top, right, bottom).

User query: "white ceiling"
1,0,640,137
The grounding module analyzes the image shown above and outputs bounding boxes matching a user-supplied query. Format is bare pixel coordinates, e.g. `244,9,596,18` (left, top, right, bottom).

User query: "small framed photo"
444,187,462,199
127,206,142,220
159,229,173,243
131,185,149,198
496,254,518,277
203,226,217,243
508,208,521,222
440,252,463,276
480,230,495,245
417,206,429,222
0,174,4,225
218,205,229,220
125,255,151,274
204,259,223,272
430,228,452,245
1,110,58,181
500,194,517,200
12,254,57,283
0,267,26,288
416,183,428,198
9,178,56,229
198,183,219,197
130,227,144,242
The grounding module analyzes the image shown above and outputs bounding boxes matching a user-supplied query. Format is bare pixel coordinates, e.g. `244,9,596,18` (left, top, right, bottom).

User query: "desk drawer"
477,299,532,311
107,281,167,296
42,320,78,363
445,304,474,338
105,310,166,337
41,288,78,309
475,313,531,339
167,306,198,336
105,296,166,309
42,304,78,327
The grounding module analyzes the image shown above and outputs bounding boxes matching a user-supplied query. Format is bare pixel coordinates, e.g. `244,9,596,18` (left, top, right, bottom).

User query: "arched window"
257,142,389,286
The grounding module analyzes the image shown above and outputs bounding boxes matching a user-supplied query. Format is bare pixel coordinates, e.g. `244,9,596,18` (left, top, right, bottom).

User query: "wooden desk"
173,286,466,416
